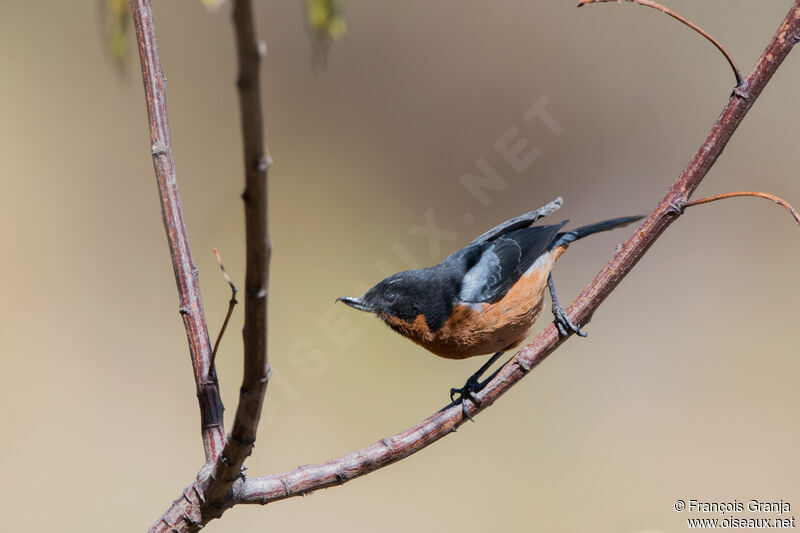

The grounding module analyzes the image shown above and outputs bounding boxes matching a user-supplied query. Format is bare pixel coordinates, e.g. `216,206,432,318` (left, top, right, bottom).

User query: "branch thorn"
732,86,750,100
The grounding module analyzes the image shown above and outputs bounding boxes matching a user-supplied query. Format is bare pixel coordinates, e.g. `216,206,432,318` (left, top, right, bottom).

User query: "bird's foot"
552,303,587,338
450,374,484,422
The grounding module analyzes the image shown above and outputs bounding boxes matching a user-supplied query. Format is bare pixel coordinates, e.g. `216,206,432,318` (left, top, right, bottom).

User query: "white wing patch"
459,238,523,302
459,248,498,302
460,242,551,303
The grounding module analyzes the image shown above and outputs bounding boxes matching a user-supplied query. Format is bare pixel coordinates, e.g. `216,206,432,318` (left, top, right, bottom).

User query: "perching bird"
338,199,641,418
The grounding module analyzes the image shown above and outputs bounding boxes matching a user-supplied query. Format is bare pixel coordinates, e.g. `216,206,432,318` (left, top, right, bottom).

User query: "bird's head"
337,272,423,323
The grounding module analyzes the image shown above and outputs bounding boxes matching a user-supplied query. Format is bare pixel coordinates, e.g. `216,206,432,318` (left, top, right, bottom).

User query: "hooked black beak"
336,296,375,313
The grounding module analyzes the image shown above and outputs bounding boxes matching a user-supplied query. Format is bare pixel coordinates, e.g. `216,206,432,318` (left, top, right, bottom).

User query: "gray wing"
459,222,567,304
468,197,563,245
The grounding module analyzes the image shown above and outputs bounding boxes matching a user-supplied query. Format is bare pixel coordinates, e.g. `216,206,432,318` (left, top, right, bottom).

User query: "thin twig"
684,191,800,225
578,0,744,87
149,2,800,530
211,248,238,370
204,0,274,510
129,0,225,463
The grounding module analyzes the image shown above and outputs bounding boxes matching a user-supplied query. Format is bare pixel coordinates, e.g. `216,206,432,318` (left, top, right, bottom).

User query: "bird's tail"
552,215,643,248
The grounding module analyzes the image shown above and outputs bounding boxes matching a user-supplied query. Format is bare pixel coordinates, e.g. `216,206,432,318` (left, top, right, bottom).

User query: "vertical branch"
130,0,225,462
206,0,273,506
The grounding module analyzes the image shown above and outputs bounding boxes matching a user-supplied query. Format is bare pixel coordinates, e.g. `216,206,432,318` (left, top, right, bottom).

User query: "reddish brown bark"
205,0,274,509
130,0,225,463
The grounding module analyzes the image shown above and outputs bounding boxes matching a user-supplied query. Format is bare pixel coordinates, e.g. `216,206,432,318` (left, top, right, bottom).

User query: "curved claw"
450,377,482,422
552,304,587,338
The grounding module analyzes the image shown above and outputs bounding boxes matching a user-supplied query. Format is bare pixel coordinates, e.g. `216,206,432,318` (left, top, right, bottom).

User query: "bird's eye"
385,292,398,304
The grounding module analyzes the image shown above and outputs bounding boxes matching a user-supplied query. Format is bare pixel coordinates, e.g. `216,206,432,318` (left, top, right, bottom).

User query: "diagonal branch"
148,1,800,530
130,0,225,463
204,0,274,509
237,0,800,507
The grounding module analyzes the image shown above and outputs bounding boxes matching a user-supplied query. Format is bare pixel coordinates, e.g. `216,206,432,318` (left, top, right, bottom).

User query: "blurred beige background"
2,1,799,531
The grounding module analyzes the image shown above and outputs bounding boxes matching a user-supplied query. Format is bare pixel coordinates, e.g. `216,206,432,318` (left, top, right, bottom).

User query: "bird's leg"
450,351,504,421
548,272,587,338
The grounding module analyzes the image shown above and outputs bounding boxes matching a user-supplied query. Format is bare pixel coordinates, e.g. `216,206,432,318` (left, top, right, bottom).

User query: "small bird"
338,199,641,418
